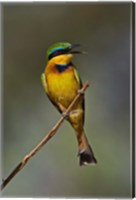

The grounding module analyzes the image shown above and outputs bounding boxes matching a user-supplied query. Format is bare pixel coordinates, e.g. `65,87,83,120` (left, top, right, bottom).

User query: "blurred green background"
2,2,131,198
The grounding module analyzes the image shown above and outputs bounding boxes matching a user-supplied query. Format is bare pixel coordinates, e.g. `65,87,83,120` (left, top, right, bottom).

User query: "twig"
1,82,89,191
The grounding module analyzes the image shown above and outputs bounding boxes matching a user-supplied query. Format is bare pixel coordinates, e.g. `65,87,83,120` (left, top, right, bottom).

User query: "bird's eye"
48,48,69,60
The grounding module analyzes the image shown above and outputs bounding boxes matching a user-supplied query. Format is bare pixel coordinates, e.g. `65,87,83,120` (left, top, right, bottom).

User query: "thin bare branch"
1,82,89,191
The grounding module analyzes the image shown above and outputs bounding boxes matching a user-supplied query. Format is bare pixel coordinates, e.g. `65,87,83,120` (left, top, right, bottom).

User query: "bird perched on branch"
41,42,97,166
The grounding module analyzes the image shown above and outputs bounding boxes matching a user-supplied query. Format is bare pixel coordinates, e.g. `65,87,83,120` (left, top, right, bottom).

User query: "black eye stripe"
48,47,71,60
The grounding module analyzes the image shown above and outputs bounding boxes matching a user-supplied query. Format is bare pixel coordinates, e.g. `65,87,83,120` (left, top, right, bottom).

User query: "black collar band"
56,62,72,73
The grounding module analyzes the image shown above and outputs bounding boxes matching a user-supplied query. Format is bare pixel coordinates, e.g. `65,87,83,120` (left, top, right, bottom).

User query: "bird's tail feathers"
77,131,97,166
78,145,97,166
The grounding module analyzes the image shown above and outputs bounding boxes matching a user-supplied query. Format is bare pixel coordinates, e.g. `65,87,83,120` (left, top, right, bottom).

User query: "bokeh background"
2,2,132,198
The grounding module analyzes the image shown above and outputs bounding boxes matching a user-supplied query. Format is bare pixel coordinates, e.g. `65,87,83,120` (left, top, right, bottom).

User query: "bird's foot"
77,89,84,95
62,111,69,119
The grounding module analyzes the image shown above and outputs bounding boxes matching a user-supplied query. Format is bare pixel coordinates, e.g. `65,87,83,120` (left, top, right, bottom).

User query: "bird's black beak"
68,44,87,54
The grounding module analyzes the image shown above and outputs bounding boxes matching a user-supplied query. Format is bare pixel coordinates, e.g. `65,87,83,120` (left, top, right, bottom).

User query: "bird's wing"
73,67,85,124
73,68,82,87
41,73,49,94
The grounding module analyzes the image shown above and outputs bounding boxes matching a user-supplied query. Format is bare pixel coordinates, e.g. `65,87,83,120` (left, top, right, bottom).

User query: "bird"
41,42,97,166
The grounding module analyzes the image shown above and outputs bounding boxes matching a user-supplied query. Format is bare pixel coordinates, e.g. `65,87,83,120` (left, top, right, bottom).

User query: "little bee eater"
41,42,97,166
